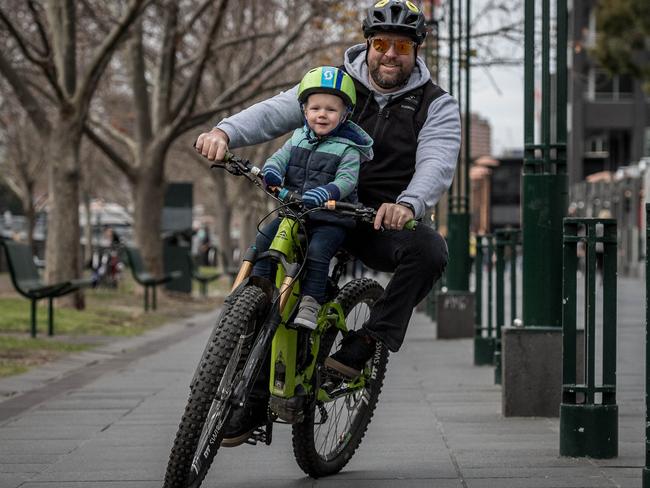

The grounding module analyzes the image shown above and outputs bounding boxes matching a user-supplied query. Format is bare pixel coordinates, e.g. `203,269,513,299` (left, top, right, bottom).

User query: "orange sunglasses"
370,37,417,55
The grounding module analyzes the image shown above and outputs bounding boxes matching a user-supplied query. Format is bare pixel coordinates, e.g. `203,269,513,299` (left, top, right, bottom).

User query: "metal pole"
506,0,570,418
457,0,462,112
510,232,518,325
556,0,567,166
474,235,495,365
495,231,505,384
448,0,454,96
642,203,650,488
445,0,471,292
541,0,550,173
524,0,534,168
464,0,471,205
487,235,494,341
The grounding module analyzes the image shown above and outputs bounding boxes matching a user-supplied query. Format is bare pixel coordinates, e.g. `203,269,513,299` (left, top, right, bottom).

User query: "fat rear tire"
292,278,388,478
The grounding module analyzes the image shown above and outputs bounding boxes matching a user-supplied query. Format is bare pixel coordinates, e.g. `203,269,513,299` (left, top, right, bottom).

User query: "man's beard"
369,60,410,89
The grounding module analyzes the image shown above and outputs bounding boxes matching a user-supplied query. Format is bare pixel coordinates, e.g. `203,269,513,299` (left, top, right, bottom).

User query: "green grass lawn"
0,295,167,336
0,336,90,377
0,271,230,378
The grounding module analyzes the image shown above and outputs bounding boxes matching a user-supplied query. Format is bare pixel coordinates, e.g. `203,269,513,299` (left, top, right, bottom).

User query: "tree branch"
27,1,52,58
0,50,51,136
74,0,150,116
210,11,316,112
169,0,230,125
174,25,349,136
174,81,297,136
179,0,214,36
0,7,49,65
175,31,280,72
0,4,63,102
129,21,153,143
152,0,178,131
83,123,135,179
24,76,59,104
45,0,77,97
78,0,112,37
87,115,137,154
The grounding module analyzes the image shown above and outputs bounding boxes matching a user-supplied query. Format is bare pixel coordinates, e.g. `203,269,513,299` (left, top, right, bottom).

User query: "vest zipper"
353,90,373,124
372,106,391,139
377,108,390,141
302,140,321,195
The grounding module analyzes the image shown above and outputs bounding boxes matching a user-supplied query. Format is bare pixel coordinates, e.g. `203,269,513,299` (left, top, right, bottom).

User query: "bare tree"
0,0,148,307
0,97,47,254
84,0,359,275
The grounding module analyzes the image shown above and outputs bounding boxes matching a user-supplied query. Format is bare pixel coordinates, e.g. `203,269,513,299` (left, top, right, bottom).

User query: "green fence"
560,217,618,458
474,229,521,383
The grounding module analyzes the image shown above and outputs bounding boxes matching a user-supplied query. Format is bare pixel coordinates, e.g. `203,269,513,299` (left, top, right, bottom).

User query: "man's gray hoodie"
217,44,461,220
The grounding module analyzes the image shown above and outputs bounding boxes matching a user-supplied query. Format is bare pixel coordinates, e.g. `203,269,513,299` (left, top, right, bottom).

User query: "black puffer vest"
342,61,447,209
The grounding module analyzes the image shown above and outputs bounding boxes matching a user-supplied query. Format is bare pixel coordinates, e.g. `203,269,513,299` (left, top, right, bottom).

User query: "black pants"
344,223,448,352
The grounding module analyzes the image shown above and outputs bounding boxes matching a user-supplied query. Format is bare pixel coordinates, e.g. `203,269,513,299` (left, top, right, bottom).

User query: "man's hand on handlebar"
374,203,415,231
195,127,230,161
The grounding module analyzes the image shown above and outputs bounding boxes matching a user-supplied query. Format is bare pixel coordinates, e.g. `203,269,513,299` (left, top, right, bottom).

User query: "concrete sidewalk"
0,277,644,487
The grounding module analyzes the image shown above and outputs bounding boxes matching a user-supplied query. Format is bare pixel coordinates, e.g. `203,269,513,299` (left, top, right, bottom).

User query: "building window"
584,133,608,158
588,68,635,101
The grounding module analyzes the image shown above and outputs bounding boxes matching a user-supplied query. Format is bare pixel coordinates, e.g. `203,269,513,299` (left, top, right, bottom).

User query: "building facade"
569,0,650,184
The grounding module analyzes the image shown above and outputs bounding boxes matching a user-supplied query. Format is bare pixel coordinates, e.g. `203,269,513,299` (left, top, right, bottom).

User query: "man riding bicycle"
196,0,460,400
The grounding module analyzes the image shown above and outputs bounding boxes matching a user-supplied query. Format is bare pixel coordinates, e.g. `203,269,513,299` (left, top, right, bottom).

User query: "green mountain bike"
163,153,415,488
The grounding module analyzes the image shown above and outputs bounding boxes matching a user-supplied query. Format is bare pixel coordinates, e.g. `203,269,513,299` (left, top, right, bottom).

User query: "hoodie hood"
343,43,431,108
301,120,374,162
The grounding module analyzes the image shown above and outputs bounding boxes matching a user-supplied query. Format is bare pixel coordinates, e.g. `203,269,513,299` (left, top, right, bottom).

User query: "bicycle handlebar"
211,151,417,230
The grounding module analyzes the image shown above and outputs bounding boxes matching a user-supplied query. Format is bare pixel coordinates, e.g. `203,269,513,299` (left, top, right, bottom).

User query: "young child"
253,66,373,329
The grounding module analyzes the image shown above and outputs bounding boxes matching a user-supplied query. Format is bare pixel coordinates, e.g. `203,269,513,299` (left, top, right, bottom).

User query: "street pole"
645,203,650,486
501,0,569,416
437,0,474,339
464,0,471,226
446,0,471,292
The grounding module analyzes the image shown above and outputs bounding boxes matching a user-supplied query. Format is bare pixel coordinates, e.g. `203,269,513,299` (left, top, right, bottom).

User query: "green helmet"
297,66,356,109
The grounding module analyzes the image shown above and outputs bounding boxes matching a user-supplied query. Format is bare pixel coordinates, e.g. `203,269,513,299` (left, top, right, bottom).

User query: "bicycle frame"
229,213,365,422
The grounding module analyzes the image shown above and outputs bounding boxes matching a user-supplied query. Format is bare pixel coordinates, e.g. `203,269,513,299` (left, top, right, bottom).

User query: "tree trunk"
82,191,93,268
22,190,36,256
131,149,166,276
45,114,84,309
238,205,257,260
216,204,233,269
212,171,233,269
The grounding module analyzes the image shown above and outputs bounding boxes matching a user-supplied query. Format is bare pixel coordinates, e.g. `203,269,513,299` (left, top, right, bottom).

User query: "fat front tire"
162,285,267,488
292,278,388,478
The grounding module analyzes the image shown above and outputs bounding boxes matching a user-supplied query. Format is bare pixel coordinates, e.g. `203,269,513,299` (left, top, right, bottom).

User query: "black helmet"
362,0,427,45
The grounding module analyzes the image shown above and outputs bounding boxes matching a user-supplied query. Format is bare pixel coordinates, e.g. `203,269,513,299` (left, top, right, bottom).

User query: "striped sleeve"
331,147,361,200
262,137,292,176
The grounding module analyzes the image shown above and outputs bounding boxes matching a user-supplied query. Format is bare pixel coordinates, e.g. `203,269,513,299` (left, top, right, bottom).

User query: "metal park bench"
187,254,238,297
122,246,181,311
0,239,93,337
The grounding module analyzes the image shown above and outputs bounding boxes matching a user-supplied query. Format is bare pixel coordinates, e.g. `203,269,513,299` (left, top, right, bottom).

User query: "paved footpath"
0,276,645,488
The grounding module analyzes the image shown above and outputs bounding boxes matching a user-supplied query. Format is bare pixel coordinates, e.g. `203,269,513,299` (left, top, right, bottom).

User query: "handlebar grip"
275,187,302,203
404,219,418,231
324,201,361,211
